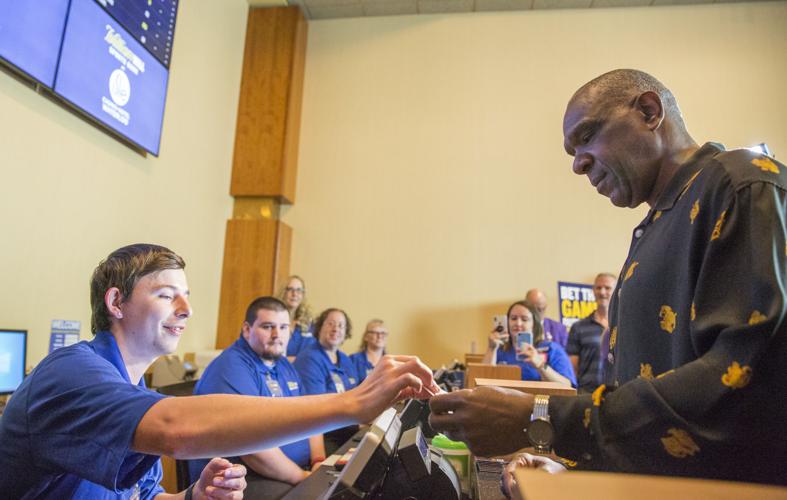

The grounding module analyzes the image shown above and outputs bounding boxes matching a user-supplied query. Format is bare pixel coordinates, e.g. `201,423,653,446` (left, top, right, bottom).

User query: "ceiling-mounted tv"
0,0,70,87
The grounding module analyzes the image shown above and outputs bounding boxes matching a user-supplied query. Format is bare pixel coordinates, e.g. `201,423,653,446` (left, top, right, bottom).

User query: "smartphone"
492,315,507,334
516,332,533,351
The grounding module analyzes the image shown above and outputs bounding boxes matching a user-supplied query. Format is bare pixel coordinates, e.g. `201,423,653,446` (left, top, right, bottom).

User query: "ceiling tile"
591,0,651,6
533,0,592,9
364,0,419,16
307,2,366,18
475,0,534,11
418,0,475,14
652,0,711,5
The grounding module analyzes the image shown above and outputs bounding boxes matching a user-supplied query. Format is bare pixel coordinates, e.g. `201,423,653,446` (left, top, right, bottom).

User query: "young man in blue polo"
189,297,324,486
0,244,438,498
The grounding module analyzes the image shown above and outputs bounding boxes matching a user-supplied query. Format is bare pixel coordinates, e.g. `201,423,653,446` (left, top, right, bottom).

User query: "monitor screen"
0,330,27,395
54,0,170,155
0,0,70,87
96,0,179,67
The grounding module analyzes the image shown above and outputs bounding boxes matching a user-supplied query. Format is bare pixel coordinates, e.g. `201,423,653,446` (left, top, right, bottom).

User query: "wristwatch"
527,394,554,454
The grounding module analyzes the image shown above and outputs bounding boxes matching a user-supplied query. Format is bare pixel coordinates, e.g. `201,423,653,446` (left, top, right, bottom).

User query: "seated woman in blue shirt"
482,300,575,387
294,308,361,453
349,318,388,383
277,275,316,358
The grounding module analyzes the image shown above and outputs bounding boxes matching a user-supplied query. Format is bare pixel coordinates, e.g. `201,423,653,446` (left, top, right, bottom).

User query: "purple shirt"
543,317,568,347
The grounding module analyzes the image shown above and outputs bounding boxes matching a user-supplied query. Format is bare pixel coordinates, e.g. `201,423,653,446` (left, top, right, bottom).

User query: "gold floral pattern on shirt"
653,210,662,222
557,458,578,468
710,211,727,241
591,384,606,407
748,311,766,325
659,305,677,334
609,327,618,350
721,361,752,389
690,200,700,224
752,157,780,174
624,262,639,282
583,408,591,429
656,369,676,380
640,363,654,380
691,302,696,321
661,428,700,458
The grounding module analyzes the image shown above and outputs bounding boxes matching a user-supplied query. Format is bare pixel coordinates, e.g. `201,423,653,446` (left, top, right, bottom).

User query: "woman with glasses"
350,319,388,383
484,300,575,387
277,275,315,357
294,308,362,453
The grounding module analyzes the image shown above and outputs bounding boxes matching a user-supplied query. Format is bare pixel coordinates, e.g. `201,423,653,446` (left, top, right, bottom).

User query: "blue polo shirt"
348,351,374,383
496,341,577,387
189,336,310,481
293,342,359,395
286,323,316,357
0,331,166,499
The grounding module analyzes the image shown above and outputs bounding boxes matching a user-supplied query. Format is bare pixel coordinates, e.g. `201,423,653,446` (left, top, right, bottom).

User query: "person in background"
350,319,389,383
277,275,315,357
525,288,569,347
0,244,438,498
294,308,361,454
483,300,575,387
566,273,617,394
189,296,325,488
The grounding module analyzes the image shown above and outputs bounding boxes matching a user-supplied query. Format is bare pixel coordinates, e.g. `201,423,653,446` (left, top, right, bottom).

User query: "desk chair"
157,380,198,492
464,363,521,389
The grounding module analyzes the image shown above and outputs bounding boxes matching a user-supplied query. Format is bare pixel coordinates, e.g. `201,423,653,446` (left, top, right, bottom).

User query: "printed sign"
557,281,596,328
49,320,81,353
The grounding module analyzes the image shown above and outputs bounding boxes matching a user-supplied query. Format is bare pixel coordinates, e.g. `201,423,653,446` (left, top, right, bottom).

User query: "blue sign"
0,0,70,87
557,281,596,328
49,320,81,354
54,0,169,155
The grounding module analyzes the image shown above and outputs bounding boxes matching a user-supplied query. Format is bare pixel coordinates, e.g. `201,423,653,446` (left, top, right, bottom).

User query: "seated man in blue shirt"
189,296,324,486
0,243,439,499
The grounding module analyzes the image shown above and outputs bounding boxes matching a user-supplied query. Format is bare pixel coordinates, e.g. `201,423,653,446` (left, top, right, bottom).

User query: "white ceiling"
247,0,774,19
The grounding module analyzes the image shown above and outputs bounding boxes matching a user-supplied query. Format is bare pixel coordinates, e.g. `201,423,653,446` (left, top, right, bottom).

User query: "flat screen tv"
54,0,170,156
0,329,27,395
0,0,70,87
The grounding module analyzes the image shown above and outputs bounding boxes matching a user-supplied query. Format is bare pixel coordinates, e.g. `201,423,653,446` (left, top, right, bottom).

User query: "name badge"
265,374,284,397
287,381,299,392
331,372,346,393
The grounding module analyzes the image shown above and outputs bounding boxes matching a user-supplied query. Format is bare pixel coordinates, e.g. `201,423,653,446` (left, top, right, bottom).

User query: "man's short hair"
244,296,288,326
595,272,617,282
90,244,185,333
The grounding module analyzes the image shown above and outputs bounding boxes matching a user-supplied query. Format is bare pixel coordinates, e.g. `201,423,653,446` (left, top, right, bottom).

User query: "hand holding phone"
516,332,533,352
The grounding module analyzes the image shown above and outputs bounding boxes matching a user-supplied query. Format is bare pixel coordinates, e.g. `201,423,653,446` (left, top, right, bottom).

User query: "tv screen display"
0,330,27,395
54,0,169,155
96,0,179,67
0,0,70,87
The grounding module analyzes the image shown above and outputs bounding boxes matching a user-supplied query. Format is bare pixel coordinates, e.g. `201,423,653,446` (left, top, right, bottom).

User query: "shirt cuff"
549,393,600,466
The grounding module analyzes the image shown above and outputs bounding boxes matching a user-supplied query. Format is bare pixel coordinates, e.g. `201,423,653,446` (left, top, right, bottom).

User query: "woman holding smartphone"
483,300,575,387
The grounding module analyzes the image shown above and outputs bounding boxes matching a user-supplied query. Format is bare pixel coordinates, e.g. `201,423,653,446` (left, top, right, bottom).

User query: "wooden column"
215,6,306,349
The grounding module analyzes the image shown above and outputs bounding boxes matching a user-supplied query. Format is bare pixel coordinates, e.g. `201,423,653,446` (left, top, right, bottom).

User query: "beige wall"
0,1,248,365
286,1,787,368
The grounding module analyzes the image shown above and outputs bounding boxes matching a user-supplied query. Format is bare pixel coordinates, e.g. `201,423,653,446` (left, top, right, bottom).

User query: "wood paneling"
230,7,307,203
215,219,292,349
464,363,521,388
474,378,577,396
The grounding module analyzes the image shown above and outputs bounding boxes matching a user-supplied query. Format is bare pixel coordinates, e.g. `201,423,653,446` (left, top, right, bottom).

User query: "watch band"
532,394,550,422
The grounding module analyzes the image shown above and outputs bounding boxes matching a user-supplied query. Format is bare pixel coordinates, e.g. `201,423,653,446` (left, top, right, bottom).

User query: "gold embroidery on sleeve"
690,302,696,321
721,361,752,389
591,384,606,407
583,408,591,429
659,306,677,334
558,458,578,468
656,369,675,379
752,157,780,174
624,262,639,281
748,311,766,325
640,363,654,380
710,211,727,241
661,428,700,458
689,200,700,224
609,327,618,350
653,210,662,222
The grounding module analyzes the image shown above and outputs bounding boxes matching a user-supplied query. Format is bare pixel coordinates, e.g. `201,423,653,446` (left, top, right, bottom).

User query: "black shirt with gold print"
549,143,787,485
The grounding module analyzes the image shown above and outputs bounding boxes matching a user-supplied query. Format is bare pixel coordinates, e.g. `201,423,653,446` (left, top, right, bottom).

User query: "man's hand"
194,457,247,499
501,453,566,498
349,355,439,423
429,386,534,457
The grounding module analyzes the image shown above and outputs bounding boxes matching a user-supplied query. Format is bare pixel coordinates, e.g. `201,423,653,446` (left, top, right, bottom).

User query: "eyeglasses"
366,330,388,337
285,287,304,294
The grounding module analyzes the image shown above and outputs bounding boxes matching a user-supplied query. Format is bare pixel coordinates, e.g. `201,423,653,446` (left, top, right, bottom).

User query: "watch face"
528,418,554,446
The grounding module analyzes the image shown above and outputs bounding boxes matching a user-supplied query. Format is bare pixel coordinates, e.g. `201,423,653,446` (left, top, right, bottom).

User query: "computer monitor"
0,329,27,395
